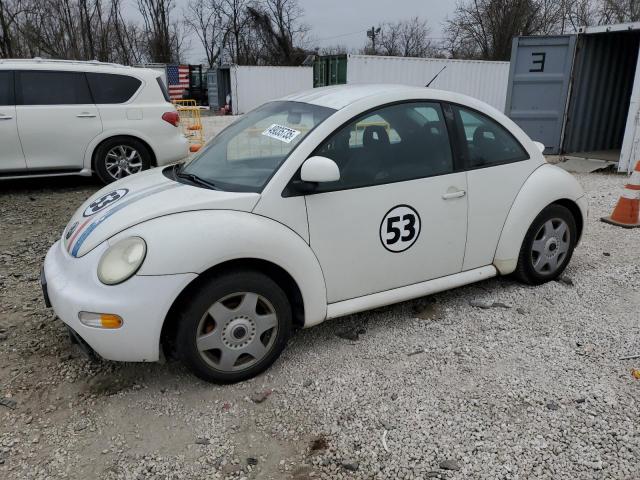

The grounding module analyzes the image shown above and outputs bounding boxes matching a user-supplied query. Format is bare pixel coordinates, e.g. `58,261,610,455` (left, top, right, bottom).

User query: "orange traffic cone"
601,160,640,228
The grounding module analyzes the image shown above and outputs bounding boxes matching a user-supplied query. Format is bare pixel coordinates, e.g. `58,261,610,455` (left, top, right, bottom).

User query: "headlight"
97,237,147,285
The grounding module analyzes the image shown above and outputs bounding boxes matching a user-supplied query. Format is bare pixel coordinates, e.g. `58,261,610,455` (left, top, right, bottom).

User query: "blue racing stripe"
71,183,183,257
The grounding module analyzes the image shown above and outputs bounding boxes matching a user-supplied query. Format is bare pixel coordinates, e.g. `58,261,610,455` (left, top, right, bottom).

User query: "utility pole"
367,26,381,53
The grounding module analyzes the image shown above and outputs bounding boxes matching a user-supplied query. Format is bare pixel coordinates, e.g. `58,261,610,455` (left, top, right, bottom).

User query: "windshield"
182,101,335,192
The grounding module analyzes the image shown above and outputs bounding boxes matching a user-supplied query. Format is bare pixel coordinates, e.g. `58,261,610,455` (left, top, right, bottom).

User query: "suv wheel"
514,204,577,285
94,137,151,184
176,270,292,383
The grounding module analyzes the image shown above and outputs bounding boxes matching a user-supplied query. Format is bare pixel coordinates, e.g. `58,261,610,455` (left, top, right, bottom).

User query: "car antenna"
425,66,447,87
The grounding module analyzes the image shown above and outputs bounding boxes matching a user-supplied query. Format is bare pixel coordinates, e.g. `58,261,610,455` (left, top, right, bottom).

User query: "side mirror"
300,156,340,183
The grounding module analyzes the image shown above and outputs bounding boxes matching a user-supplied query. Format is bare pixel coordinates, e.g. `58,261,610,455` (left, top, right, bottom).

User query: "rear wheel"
514,204,577,285
94,137,151,184
176,270,292,383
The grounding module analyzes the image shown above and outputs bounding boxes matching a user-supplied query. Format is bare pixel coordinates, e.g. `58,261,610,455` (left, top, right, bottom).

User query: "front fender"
493,164,587,275
112,210,328,326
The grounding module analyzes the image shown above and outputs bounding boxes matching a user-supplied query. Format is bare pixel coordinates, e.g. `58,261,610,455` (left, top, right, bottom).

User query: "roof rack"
0,58,128,68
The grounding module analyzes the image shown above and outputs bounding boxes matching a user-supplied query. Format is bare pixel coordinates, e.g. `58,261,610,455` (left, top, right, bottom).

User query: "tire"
513,204,577,285
175,270,292,383
94,136,152,184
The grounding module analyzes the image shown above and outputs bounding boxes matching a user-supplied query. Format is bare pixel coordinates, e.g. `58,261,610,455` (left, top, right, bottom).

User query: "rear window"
157,77,171,102
17,71,92,105
0,71,14,105
87,73,142,104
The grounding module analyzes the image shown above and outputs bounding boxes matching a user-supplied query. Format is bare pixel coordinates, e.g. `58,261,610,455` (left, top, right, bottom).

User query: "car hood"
63,167,260,258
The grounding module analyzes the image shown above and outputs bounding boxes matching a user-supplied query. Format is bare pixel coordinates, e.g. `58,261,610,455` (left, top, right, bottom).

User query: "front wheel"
514,204,577,285
176,270,292,383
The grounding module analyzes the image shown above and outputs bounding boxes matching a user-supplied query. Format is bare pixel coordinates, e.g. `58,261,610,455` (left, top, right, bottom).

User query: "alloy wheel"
104,145,143,180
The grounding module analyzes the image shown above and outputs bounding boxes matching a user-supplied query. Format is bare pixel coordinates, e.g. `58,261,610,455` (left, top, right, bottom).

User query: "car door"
303,101,468,303
15,70,102,171
450,104,540,270
0,70,27,172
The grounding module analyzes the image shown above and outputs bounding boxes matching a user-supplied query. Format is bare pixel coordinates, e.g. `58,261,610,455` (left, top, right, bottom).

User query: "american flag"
167,64,189,100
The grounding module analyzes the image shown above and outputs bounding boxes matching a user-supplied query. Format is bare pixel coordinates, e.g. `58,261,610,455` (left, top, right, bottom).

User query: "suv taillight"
162,111,180,127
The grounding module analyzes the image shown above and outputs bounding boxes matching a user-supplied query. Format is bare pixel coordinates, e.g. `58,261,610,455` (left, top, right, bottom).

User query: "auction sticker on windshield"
262,124,301,144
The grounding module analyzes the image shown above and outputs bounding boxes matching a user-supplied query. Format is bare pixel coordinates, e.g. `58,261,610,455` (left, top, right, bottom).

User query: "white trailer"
216,65,313,115
314,54,511,112
346,55,510,111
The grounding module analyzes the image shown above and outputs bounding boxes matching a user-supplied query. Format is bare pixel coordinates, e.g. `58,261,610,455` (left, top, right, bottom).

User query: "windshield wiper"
176,169,219,190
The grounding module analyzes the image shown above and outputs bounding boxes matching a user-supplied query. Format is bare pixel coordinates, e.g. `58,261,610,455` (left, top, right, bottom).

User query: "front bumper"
43,240,196,362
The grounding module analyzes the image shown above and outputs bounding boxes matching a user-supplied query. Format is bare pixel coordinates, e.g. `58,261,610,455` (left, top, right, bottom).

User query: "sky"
171,0,455,63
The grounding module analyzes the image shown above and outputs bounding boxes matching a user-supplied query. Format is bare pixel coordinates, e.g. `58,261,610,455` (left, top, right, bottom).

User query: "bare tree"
221,0,250,63
562,0,598,31
109,0,144,64
318,44,349,56
137,0,183,63
0,0,23,57
599,0,640,23
184,0,226,67
374,17,437,57
246,0,309,65
444,0,565,60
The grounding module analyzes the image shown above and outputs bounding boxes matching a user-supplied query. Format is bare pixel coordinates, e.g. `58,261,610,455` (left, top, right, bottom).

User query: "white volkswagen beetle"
42,85,587,383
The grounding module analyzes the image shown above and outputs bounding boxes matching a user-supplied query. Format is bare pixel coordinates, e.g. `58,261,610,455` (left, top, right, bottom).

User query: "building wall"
231,66,313,114
345,55,511,111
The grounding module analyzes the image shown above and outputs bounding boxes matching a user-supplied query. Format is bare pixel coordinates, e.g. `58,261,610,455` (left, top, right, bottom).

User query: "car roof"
283,84,474,111
0,59,160,79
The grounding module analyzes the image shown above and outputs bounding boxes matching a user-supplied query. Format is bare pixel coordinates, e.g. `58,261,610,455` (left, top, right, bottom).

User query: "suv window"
312,102,453,192
454,106,528,167
86,73,142,104
17,71,92,105
0,71,14,105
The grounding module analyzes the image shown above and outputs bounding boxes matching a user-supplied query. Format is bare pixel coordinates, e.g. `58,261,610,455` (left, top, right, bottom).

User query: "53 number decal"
379,205,421,253
83,189,129,217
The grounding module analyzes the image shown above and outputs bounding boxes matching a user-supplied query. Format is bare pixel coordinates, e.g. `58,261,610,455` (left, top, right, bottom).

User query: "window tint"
454,106,528,167
0,71,14,105
17,71,92,105
313,102,453,192
87,73,142,104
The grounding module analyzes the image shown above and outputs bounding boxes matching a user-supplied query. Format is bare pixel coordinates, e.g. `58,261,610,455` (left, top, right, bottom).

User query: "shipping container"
215,65,313,115
505,22,640,173
134,63,208,105
312,54,511,111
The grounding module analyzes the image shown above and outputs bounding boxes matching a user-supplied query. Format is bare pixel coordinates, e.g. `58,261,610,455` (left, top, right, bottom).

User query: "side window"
86,73,142,104
313,102,453,192
17,71,92,105
454,106,528,167
0,71,14,105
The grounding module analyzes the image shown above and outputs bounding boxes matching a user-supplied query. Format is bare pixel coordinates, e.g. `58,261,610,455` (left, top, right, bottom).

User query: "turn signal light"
78,312,123,329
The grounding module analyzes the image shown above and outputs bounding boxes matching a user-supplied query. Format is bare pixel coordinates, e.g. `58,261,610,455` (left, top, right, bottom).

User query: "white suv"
0,59,189,184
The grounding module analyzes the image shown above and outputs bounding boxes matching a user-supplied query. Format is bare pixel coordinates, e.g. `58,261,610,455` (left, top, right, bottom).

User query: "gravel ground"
0,171,639,480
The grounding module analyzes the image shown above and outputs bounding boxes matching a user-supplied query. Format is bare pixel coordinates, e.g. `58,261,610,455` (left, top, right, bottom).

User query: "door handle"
442,190,466,200
76,113,97,118
0,114,13,120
